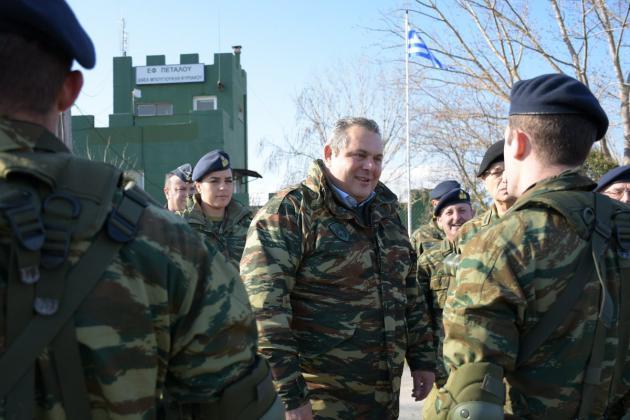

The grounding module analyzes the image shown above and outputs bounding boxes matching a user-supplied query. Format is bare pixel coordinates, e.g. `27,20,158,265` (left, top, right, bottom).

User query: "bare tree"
381,0,629,172
261,59,407,187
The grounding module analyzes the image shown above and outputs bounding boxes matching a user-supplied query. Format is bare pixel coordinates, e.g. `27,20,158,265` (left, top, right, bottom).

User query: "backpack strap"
577,194,615,419
516,192,614,367
0,184,149,419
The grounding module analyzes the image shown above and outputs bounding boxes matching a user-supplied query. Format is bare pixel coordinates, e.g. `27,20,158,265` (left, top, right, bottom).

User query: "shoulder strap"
516,193,614,367
0,185,148,418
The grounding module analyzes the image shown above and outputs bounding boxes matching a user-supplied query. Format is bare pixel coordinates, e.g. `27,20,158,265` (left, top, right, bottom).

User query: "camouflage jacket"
440,170,630,418
456,204,500,250
416,239,457,385
241,160,435,412
410,220,444,256
183,194,253,267
0,118,258,419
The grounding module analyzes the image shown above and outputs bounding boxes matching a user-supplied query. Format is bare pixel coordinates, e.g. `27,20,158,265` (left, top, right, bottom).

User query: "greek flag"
407,29,445,70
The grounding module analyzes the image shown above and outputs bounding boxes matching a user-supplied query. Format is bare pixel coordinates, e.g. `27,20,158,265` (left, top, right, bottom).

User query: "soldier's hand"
410,370,436,401
285,403,313,420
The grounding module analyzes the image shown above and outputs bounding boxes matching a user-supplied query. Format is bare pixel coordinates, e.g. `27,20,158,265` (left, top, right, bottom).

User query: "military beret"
0,0,95,69
595,165,630,192
192,150,231,182
509,73,608,140
430,180,461,200
477,140,505,177
170,163,193,183
434,188,471,217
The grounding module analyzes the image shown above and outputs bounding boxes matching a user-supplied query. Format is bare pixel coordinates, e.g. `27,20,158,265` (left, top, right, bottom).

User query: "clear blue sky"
66,0,406,201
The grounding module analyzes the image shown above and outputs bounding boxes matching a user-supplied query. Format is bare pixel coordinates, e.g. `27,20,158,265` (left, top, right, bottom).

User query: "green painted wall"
72,51,249,204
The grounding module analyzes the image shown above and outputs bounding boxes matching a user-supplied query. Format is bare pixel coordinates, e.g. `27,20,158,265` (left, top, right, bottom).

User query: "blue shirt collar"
330,183,376,209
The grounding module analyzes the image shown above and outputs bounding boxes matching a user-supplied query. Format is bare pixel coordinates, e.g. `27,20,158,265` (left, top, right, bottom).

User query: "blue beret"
170,163,193,183
0,0,95,69
430,180,461,200
509,74,608,140
595,165,630,192
477,140,504,177
434,188,471,217
192,150,231,182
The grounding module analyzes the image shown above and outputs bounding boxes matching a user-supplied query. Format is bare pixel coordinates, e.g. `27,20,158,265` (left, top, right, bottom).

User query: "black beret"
430,180,461,200
192,150,231,182
434,188,471,217
595,165,630,192
0,0,95,69
170,163,193,183
477,140,505,177
509,73,608,140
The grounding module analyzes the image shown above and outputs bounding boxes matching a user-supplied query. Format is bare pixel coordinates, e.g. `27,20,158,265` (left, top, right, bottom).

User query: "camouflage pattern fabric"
455,204,500,250
0,118,259,419
416,239,457,387
410,220,444,256
241,159,435,419
434,170,630,418
183,194,253,267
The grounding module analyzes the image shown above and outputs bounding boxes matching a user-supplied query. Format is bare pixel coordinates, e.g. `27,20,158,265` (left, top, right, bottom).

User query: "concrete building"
72,47,256,204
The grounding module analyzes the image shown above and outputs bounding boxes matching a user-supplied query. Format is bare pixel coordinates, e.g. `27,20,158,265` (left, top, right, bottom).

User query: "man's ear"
56,70,83,112
506,128,530,161
323,144,334,163
513,129,531,160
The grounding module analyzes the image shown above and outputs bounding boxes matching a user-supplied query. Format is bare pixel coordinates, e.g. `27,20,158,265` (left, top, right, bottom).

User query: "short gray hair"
326,117,381,154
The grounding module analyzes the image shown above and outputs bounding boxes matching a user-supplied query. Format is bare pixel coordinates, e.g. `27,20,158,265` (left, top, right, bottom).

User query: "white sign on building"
136,64,205,85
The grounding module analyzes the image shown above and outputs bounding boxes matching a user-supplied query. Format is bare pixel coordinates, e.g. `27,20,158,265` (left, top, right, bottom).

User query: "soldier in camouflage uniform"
0,2,280,418
416,188,474,418
184,150,253,267
456,140,515,247
429,74,630,419
241,117,436,419
410,180,460,256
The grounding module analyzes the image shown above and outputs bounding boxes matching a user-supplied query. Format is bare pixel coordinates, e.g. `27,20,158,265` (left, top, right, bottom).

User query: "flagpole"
405,11,412,237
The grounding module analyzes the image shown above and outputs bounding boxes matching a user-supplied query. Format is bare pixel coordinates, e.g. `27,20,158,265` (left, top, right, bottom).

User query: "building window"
193,96,217,111
135,103,173,116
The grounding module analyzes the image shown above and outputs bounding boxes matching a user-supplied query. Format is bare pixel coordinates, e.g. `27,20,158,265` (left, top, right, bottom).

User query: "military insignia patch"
459,190,467,200
329,222,350,241
221,156,229,167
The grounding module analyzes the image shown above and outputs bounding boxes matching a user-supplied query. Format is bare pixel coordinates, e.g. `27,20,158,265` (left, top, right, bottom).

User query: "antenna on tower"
120,18,128,57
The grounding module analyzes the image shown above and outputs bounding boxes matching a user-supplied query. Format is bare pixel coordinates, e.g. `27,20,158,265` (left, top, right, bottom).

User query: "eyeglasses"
484,169,504,178
603,188,630,199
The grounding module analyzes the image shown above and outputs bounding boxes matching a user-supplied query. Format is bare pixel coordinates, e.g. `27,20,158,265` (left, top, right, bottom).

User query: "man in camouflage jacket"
429,74,630,419
0,2,280,418
241,118,436,419
416,188,474,418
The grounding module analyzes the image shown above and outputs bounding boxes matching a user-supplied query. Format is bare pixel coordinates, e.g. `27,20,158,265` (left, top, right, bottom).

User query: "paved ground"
399,366,424,419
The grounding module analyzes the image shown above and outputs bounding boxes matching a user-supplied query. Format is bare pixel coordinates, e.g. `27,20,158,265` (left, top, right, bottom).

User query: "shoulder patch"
328,222,350,241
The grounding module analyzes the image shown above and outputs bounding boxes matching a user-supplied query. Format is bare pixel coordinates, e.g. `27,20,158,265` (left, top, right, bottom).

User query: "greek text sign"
136,64,205,85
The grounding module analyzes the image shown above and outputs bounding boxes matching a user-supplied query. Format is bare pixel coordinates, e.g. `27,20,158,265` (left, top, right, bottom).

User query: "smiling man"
241,117,436,419
416,187,474,418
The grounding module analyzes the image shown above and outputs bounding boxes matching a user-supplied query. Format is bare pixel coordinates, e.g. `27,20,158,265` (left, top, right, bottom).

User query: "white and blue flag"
407,29,446,70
